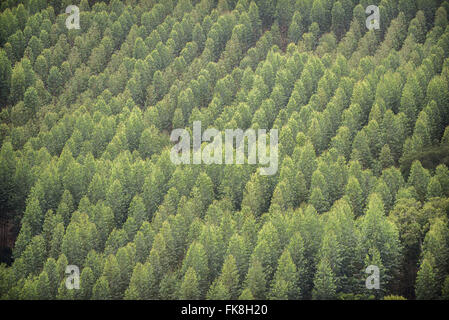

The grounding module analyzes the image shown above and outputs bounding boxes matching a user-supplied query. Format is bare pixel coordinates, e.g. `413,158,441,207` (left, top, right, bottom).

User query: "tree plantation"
0,0,449,300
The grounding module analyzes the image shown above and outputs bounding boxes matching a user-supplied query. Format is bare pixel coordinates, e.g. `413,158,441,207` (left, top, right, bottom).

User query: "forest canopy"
1,0,449,300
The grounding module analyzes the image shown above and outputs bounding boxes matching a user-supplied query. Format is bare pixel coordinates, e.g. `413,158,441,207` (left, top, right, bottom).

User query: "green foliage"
415,257,439,300
244,259,266,300
312,258,337,300
400,146,449,178
270,250,298,300
0,50,11,105
1,0,449,302
180,267,200,300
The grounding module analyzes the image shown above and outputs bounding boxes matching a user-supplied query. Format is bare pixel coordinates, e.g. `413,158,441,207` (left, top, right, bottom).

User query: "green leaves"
180,267,200,300
312,258,337,300
1,0,449,302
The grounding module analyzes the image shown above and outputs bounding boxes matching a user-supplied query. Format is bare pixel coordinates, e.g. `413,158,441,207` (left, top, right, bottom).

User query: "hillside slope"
1,0,449,300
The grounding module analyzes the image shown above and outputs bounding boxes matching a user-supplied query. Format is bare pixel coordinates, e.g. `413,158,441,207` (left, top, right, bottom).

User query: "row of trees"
1,0,449,300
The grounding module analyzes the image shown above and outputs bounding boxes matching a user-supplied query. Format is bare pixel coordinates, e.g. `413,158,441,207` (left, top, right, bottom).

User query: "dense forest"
0,0,449,300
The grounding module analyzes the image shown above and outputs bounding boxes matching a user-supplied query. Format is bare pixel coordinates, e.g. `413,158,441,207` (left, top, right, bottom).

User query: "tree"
159,271,178,300
248,1,262,43
192,23,205,51
47,66,62,96
43,258,59,298
435,165,449,197
286,231,306,292
389,195,422,296
133,37,148,60
124,263,151,300
297,141,317,188
23,86,39,115
42,210,60,253
408,160,431,202
198,224,223,282
79,267,95,300
421,218,449,287
226,233,249,283
180,267,200,300
139,126,166,159
49,223,64,259
61,213,98,268
116,245,136,296
9,61,25,104
125,107,144,152
92,276,111,300
218,255,240,299
127,195,146,231
309,187,327,214
21,275,38,299
400,78,420,134
192,172,215,215
379,144,394,169
310,0,329,33
331,126,352,161
142,170,166,219
415,257,439,300
408,11,427,43
19,235,46,278
374,179,394,214
57,190,74,227
427,176,443,199
241,172,272,217
358,194,401,292
244,259,266,300
22,196,43,237
36,271,51,299
9,31,25,62
351,131,372,169
106,180,128,227
345,176,363,217
275,0,294,29
251,222,282,281
270,250,298,300
331,1,345,39
102,254,122,300
279,126,295,159
288,12,305,43
181,242,209,296
28,36,42,61
434,6,448,29
92,202,114,250
207,279,230,300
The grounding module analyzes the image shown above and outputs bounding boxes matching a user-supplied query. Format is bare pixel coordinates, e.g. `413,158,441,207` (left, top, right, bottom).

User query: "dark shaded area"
400,145,449,177
0,247,13,265
0,215,16,266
